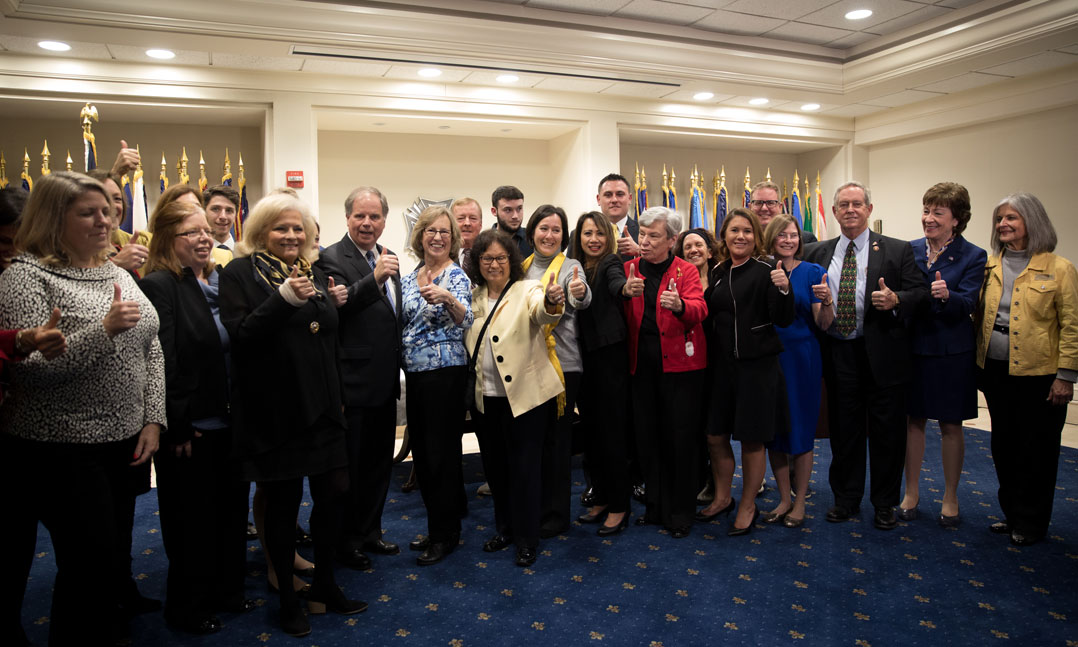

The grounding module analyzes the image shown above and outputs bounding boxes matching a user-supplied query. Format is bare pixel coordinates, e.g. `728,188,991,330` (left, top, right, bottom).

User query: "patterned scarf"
251,251,323,299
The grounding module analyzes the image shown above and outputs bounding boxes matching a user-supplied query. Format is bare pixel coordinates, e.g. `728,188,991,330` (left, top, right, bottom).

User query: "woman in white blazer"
464,229,563,567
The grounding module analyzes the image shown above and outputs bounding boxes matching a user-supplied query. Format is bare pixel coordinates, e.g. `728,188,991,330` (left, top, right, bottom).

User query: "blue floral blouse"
401,264,474,372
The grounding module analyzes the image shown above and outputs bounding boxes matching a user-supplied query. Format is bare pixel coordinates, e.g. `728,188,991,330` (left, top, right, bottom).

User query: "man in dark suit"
597,173,640,261
802,181,926,530
749,180,817,244
490,185,530,257
316,186,403,569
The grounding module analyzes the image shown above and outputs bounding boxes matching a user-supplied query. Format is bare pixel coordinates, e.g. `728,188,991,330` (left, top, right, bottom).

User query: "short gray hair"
345,186,388,217
639,206,681,239
990,192,1056,255
832,181,872,207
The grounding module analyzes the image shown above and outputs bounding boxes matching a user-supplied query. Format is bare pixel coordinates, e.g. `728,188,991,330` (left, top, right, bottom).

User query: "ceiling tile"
599,81,682,97
798,0,925,31
672,0,738,7
862,88,944,107
533,77,616,92
662,89,735,102
913,71,1008,93
934,0,979,8
108,44,208,66
211,53,303,72
978,51,1078,77
301,58,392,76
868,4,950,35
1057,43,1078,55
524,0,629,15
826,31,877,48
460,70,545,87
765,22,854,46
614,0,713,25
721,0,835,20
823,103,888,117
691,10,784,35
383,65,472,82
0,35,111,59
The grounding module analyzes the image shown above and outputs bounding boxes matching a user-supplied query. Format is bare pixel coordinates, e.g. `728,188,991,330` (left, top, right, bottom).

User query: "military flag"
160,153,169,193
790,170,802,235
131,149,148,234
81,103,98,171
803,176,813,236
714,167,727,237
236,153,249,239
815,172,828,239
743,168,751,208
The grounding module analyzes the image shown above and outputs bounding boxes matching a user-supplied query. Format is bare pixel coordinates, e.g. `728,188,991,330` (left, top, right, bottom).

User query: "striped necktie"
834,241,858,336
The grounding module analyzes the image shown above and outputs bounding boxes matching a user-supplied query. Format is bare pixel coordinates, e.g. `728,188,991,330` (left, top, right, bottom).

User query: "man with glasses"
316,186,404,570
750,181,816,244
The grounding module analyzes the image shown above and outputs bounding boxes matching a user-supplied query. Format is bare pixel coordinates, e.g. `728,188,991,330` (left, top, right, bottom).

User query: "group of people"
0,151,1074,645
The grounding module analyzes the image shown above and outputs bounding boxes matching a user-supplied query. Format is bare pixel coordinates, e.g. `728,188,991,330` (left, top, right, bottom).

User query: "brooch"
309,321,321,334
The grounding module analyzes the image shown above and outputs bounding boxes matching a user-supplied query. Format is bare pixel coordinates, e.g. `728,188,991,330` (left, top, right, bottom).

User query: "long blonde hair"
16,171,111,267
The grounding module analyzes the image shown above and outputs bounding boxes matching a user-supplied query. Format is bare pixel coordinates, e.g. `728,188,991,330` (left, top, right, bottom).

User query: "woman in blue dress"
761,214,834,528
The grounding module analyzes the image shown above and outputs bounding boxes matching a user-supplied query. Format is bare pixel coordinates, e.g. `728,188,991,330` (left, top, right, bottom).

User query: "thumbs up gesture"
103,282,141,337
871,276,898,311
623,263,645,298
930,270,949,301
770,259,790,292
617,230,640,257
327,275,348,307
17,307,68,359
545,271,565,306
110,138,141,176
110,229,150,272
419,268,450,306
568,265,587,300
659,278,682,312
811,273,832,304
287,265,315,301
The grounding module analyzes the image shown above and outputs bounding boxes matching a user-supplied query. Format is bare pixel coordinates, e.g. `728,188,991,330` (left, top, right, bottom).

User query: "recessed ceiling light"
418,68,442,78
845,9,873,20
38,41,71,52
693,92,715,101
801,103,821,111
749,98,769,106
146,49,175,60
496,74,519,84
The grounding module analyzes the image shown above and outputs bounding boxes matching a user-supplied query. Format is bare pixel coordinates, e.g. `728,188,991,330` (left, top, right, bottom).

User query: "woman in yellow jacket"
976,192,1078,547
465,229,564,567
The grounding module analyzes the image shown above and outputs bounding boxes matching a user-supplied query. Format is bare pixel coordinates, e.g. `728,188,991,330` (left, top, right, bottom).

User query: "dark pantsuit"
405,367,467,543
342,400,397,547
155,429,249,622
579,343,631,514
476,396,553,550
824,337,907,510
540,371,582,536
980,358,1066,538
631,353,703,530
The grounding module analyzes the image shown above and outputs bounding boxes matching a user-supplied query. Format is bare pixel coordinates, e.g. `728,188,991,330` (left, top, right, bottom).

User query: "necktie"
367,249,395,313
834,241,857,336
365,249,376,270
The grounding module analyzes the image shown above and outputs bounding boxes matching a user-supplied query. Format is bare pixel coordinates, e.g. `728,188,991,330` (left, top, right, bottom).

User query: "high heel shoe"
597,514,629,537
279,606,310,637
695,498,735,522
308,586,368,615
897,506,919,521
727,508,760,537
761,509,789,524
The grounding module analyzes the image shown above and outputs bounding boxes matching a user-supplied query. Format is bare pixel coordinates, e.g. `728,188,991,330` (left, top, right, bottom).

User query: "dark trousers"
631,352,703,530
155,430,249,623
342,399,397,547
823,337,907,510
579,344,631,514
405,367,467,544
540,371,582,535
0,433,141,647
980,358,1066,537
475,396,552,550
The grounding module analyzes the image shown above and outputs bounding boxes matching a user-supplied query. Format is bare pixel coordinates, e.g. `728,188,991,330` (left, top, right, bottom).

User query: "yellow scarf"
522,252,567,417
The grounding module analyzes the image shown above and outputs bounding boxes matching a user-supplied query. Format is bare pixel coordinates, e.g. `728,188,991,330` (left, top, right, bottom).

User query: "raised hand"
110,230,150,271
623,264,644,297
19,307,67,359
659,278,682,312
568,265,587,300
374,251,399,285
288,265,316,301
103,282,141,337
110,139,141,176
545,271,565,305
930,270,949,301
327,276,348,307
419,268,451,306
871,277,898,310
770,259,790,292
811,273,832,304
617,231,640,257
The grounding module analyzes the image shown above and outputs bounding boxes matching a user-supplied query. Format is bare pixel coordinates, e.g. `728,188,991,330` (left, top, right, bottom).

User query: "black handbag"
464,280,513,411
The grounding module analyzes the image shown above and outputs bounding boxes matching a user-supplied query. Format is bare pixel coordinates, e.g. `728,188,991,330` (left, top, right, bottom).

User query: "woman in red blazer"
622,206,707,538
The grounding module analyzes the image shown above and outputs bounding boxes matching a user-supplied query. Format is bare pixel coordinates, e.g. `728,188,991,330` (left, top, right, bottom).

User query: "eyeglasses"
750,200,780,208
479,254,509,266
176,228,213,240
775,232,800,240
424,228,452,239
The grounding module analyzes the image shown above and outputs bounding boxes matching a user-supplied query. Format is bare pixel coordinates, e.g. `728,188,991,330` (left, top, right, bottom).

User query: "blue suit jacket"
908,235,987,356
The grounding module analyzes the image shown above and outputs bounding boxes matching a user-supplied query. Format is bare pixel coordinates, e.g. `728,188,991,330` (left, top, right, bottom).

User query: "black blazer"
576,253,628,353
219,257,345,458
803,231,928,386
705,256,794,361
315,235,403,407
140,268,230,445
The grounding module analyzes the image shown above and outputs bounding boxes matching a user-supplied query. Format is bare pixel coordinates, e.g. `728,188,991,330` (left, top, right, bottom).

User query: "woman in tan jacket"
464,229,563,568
976,192,1077,547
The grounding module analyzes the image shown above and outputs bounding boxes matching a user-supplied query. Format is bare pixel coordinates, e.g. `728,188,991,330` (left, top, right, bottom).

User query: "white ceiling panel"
108,44,208,66
913,71,1008,93
765,22,855,46
662,89,736,102
862,88,944,107
460,70,545,87
691,10,784,35
615,0,713,25
823,103,887,117
977,51,1078,77
935,0,980,8
533,77,616,92
0,35,111,59
720,0,836,20
797,0,925,31
868,4,951,36
211,53,303,72
1057,43,1078,55
599,81,682,97
301,58,392,76
525,0,629,15
826,31,877,48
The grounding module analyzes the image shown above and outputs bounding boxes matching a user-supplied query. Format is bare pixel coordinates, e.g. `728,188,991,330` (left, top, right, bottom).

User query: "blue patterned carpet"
20,424,1078,646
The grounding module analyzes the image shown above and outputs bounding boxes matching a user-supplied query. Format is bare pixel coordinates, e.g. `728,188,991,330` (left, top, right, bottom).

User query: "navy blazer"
908,235,987,356
803,231,928,387
315,234,403,407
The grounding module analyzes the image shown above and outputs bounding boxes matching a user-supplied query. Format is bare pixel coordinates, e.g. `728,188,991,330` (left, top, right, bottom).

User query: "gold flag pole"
222,148,232,184
743,167,751,207
766,167,772,182
236,153,246,239
41,141,51,176
21,149,33,192
198,150,208,191
0,152,7,189
160,153,170,192
804,175,811,215
178,147,190,186
65,150,73,171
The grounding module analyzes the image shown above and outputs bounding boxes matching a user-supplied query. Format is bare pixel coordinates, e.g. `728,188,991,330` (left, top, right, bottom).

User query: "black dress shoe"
577,508,607,524
417,540,455,566
166,613,222,636
409,536,431,552
1010,531,1043,547
515,547,537,567
279,606,310,637
989,521,1011,534
695,498,735,522
825,506,857,523
580,486,596,507
363,539,401,555
295,524,313,547
335,548,372,571
597,514,629,537
482,534,512,553
246,521,259,541
873,507,898,531
308,586,367,615
728,508,760,537
938,513,961,528
669,526,690,539
897,506,919,521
